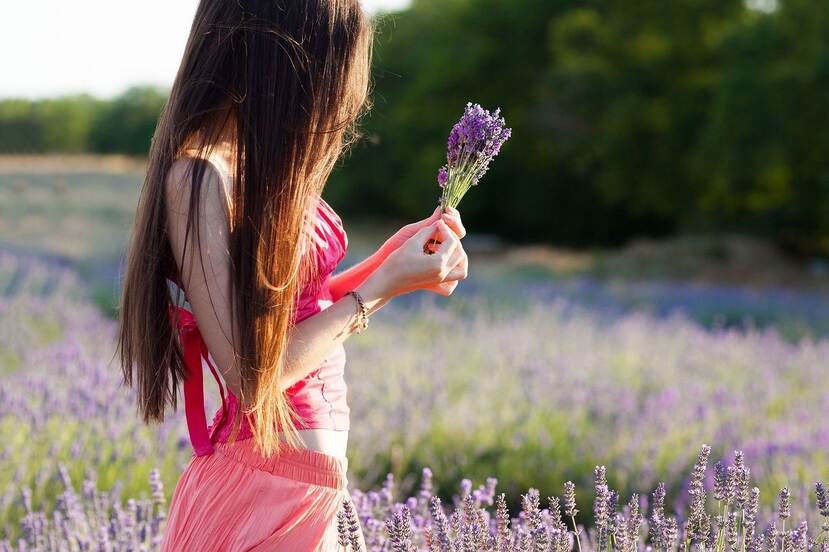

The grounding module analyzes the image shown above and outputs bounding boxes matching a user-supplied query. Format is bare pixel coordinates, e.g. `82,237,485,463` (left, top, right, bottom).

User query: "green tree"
88,86,167,155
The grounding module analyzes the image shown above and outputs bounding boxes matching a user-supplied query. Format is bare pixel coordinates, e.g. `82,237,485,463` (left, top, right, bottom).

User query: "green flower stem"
716,502,727,552
569,515,583,552
739,509,746,552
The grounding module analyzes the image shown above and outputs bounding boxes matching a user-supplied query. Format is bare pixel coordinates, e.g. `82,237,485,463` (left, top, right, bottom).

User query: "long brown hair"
118,0,373,457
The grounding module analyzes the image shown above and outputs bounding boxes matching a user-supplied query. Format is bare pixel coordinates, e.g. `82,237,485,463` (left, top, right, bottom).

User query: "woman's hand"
367,219,468,299
379,205,466,259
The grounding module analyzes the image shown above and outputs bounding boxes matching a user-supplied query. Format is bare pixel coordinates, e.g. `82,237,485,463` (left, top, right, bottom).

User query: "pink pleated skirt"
160,438,364,551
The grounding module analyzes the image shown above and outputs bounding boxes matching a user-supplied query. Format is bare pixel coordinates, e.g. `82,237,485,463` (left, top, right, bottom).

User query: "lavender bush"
345,297,829,504
2,253,829,545
0,466,167,551
3,446,829,552
0,255,188,539
0,250,82,299
336,445,829,551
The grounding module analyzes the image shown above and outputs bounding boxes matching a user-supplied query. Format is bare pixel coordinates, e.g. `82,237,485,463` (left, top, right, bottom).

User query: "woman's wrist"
356,269,393,313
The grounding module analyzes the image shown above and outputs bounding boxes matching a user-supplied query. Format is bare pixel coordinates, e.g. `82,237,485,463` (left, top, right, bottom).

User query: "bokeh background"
1,0,828,547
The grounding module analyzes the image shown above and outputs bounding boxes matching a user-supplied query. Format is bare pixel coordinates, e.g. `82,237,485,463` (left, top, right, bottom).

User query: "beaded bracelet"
346,290,369,334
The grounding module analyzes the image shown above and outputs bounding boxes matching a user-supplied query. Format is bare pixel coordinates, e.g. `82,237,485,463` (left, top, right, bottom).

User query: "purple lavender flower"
436,102,512,211
594,466,610,550
733,451,750,507
559,483,574,518
336,504,350,548
521,488,542,534
686,445,712,544
437,166,448,188
429,496,454,551
780,530,793,552
545,496,560,528
650,482,669,550
792,521,809,551
762,521,778,550
386,506,414,552
744,487,760,547
662,517,679,550
345,499,363,550
459,478,472,499
495,493,511,552
726,511,739,550
779,487,792,521
816,482,829,519
714,461,728,502
6,451,829,552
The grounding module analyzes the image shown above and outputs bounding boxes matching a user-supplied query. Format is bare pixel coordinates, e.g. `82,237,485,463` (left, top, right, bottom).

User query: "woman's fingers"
433,220,460,275
444,252,468,282
423,206,463,237
380,217,468,298
433,218,457,244
432,222,467,290
440,207,466,239
435,280,459,296
412,219,448,257
422,280,458,296
420,258,465,295
416,207,462,256
405,206,443,236
421,206,443,227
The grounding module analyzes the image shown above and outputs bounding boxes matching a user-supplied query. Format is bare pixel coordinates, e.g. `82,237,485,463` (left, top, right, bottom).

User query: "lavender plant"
7,446,828,552
435,102,511,212
336,446,829,552
1,466,166,551
3,252,829,544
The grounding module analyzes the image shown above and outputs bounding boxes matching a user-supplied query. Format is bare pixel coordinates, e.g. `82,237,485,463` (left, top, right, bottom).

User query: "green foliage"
0,86,165,155
2,1,829,251
330,0,829,253
88,86,167,155
0,95,102,152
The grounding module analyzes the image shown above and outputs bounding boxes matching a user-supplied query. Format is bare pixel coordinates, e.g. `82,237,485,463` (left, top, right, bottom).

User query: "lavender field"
1,248,828,549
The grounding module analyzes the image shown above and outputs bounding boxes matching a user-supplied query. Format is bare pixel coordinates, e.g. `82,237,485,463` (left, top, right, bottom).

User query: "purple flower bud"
460,478,472,498
779,487,791,521
564,481,578,518
816,482,829,518
714,461,728,501
437,166,448,188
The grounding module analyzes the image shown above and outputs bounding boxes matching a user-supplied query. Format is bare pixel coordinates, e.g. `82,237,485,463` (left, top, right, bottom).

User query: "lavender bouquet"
436,102,512,212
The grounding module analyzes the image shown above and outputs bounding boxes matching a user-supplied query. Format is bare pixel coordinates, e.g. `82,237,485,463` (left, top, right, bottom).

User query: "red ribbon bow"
170,305,228,456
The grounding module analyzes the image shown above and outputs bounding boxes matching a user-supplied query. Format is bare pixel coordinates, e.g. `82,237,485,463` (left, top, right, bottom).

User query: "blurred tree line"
2,0,828,253
0,87,167,155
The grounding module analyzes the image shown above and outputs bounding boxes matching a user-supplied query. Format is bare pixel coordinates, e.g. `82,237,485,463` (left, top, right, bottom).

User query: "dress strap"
170,305,228,456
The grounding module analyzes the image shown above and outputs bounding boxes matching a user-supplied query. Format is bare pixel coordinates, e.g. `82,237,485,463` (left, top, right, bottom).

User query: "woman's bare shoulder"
164,155,232,217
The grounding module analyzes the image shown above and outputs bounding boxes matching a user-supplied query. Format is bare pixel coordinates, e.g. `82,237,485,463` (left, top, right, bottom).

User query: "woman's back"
159,150,361,551
165,149,352,457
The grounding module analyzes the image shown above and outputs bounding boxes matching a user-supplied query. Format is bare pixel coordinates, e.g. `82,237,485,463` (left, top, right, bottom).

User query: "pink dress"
160,195,365,552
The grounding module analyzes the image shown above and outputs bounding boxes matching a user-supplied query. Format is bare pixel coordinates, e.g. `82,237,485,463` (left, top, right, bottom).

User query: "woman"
117,0,468,550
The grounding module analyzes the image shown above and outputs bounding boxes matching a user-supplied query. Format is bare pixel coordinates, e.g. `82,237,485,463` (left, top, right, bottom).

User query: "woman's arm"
280,269,390,390
166,159,463,400
165,157,242,394
328,206,466,301
281,213,467,392
327,249,385,302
